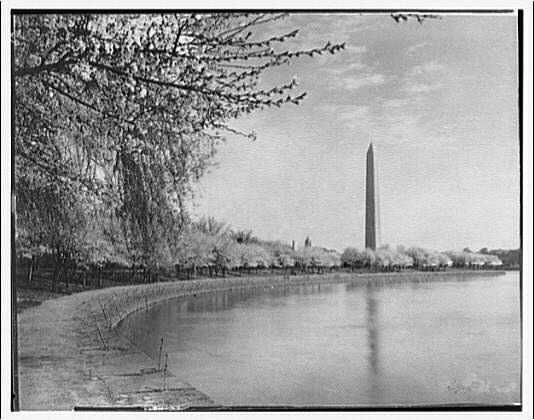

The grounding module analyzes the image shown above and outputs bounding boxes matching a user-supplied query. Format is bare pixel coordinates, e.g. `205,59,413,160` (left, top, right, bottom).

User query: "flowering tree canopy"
14,13,344,269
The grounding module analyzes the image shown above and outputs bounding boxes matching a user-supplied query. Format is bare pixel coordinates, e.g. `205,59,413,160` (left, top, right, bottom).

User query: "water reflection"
365,284,380,401
180,282,334,313
120,273,520,406
119,282,337,350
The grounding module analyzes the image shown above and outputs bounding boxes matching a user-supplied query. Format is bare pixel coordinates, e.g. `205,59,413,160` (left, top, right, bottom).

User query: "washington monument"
365,143,378,250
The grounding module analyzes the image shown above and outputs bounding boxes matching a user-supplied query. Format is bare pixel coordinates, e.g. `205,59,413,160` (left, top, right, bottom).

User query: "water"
119,272,521,407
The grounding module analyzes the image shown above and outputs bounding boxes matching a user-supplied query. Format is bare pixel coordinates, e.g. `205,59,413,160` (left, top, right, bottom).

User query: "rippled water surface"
120,272,520,407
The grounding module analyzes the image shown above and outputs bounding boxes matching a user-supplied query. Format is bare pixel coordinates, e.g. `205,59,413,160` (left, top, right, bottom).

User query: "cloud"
317,44,367,65
400,60,445,94
382,98,411,108
324,62,367,76
322,97,455,150
323,71,389,92
271,15,371,52
344,45,368,54
408,60,444,76
322,103,417,144
375,113,422,145
406,42,427,55
402,82,442,93
325,104,371,122
344,73,388,91
320,50,388,91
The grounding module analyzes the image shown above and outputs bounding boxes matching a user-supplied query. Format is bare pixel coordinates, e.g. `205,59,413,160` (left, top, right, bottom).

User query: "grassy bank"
17,270,505,410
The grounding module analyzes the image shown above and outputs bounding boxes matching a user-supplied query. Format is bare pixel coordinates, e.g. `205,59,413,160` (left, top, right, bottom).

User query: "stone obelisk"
365,143,377,250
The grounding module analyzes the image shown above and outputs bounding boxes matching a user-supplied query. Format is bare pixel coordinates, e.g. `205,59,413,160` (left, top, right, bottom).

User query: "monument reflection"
365,284,381,402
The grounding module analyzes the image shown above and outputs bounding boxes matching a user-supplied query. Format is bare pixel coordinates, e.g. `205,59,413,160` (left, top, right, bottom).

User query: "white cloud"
382,98,411,108
402,82,442,93
315,43,367,66
321,104,371,122
323,97,454,150
408,60,444,76
344,45,368,54
400,60,445,94
272,15,371,53
324,62,366,76
342,73,388,91
338,105,371,121
406,42,427,55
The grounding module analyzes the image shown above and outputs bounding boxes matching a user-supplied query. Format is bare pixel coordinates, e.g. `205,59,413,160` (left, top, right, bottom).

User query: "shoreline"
17,270,505,410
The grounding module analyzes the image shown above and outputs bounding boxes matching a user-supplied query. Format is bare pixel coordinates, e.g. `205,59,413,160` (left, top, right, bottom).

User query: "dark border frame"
10,8,19,413
10,9,516,14
9,8,524,413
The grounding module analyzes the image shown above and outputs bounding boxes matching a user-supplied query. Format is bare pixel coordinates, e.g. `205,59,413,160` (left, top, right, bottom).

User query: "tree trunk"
27,256,34,283
65,260,72,289
35,255,40,275
51,257,61,292
98,266,102,288
67,259,77,289
62,255,70,286
75,268,84,285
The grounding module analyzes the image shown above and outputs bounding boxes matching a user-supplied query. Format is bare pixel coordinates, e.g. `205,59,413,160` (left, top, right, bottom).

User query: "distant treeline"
16,213,512,294
340,246,505,271
16,216,342,292
477,248,520,268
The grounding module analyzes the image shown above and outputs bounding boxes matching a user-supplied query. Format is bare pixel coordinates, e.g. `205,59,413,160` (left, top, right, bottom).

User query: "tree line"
16,213,344,290
16,203,506,292
340,245,504,272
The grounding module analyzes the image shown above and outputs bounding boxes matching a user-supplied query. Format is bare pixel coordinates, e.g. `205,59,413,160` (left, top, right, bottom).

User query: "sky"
191,13,520,253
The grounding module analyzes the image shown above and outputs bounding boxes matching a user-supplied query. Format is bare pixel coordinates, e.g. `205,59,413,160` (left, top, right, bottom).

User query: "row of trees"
340,245,504,271
477,248,519,268
16,206,505,290
445,249,503,268
342,246,414,271
15,209,344,289
174,223,342,276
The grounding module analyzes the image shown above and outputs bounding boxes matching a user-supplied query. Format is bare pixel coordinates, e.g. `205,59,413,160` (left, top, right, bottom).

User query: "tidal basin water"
120,272,520,407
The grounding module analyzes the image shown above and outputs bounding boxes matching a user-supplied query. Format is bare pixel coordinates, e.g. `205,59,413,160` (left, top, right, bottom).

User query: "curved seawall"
17,270,505,410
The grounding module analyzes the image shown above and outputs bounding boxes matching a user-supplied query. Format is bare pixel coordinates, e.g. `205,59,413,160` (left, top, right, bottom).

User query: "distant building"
291,240,296,251
304,237,312,248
